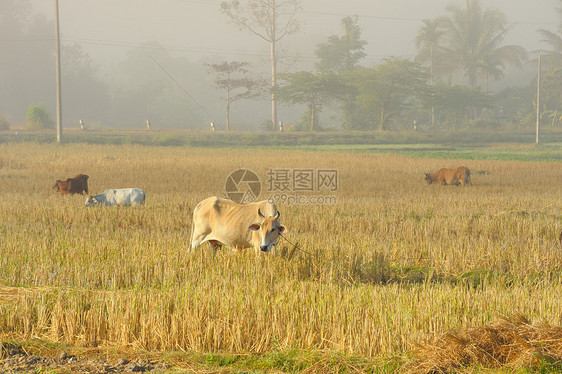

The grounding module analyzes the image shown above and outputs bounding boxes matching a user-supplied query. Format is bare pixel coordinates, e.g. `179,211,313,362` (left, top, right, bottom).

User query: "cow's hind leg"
208,240,222,251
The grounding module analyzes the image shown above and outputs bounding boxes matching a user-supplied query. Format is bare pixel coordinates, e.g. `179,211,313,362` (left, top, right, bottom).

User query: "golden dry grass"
0,143,561,365
408,314,562,373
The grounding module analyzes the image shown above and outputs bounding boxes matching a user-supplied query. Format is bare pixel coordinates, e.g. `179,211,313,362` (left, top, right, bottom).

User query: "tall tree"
537,1,562,127
315,16,367,74
206,61,266,131
111,43,205,129
315,16,366,130
539,0,562,53
540,67,562,127
61,43,110,126
275,71,348,131
0,0,52,126
422,82,490,129
0,0,30,25
0,0,111,128
415,18,446,125
345,58,427,131
221,0,301,131
538,0,562,68
415,18,447,86
439,0,526,90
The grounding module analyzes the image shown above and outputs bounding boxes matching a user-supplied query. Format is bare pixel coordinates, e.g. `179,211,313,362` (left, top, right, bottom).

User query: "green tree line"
1,0,560,131
274,0,562,131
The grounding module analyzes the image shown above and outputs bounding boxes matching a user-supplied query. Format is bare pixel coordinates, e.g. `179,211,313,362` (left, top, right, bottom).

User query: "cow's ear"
278,225,287,234
248,223,261,231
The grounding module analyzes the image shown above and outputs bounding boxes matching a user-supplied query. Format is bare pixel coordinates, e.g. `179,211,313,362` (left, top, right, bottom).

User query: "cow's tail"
465,168,471,185
189,220,195,249
189,203,200,253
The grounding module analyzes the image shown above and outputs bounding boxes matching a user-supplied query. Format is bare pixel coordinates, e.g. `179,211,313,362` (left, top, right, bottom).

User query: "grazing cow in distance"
425,166,471,186
53,174,89,195
53,179,72,195
85,188,146,207
190,196,287,254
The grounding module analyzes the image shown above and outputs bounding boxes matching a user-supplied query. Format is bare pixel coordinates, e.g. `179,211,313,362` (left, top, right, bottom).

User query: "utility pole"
270,0,277,131
536,53,541,145
54,0,63,144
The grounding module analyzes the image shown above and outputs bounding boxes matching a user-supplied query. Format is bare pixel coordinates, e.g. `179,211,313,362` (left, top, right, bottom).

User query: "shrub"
259,119,276,132
25,104,54,130
0,113,10,130
465,118,501,130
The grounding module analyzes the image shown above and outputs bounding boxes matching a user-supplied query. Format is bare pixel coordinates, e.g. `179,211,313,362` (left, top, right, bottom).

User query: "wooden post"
536,53,541,144
54,0,62,144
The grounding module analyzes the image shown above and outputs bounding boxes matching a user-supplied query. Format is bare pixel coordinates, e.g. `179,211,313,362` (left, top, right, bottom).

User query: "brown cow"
53,178,72,195
425,166,471,186
53,174,89,195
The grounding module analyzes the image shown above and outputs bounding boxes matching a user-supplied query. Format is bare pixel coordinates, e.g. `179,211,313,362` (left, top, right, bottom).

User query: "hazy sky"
16,0,559,129
34,0,560,71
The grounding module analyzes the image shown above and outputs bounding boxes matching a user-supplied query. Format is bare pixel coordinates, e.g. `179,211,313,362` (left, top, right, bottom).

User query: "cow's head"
84,195,98,207
424,173,433,184
248,209,287,252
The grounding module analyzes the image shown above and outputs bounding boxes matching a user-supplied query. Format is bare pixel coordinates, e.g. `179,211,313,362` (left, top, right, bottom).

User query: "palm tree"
415,18,446,125
539,27,562,54
439,0,526,90
415,18,446,86
538,0,562,67
538,1,562,126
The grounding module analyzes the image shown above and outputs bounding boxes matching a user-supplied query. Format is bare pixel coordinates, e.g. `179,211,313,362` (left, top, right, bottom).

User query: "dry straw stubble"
0,143,561,360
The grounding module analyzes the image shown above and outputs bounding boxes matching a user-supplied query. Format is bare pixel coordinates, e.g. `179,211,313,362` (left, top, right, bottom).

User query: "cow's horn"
258,208,265,218
273,211,280,220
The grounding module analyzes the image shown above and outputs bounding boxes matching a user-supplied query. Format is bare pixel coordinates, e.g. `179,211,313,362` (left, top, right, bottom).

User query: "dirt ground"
0,286,168,373
0,344,173,374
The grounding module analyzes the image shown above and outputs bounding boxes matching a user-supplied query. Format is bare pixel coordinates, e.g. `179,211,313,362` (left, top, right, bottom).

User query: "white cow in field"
85,188,146,207
190,196,287,254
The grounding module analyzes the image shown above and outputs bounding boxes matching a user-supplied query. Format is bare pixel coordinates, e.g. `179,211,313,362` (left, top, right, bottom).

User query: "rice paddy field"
0,141,561,373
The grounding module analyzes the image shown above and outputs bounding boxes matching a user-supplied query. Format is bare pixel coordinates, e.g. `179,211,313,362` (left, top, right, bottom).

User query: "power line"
301,10,556,26
170,0,557,25
59,36,395,65
149,54,220,126
0,33,408,66
61,37,268,57
0,38,54,42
